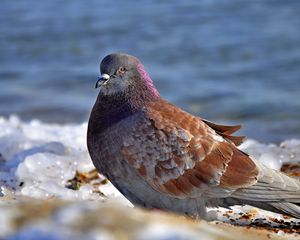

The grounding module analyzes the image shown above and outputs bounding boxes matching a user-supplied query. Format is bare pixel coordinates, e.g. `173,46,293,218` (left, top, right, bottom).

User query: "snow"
239,138,300,170
0,115,128,203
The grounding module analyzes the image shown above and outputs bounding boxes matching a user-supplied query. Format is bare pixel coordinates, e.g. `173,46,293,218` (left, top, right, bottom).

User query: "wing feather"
202,119,246,146
231,163,300,202
120,99,259,199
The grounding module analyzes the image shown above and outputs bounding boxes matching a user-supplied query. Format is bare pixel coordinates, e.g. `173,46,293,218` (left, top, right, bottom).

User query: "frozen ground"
0,115,300,239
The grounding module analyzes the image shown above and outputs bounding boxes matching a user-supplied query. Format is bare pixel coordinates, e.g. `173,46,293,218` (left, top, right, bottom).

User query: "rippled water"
1,0,300,142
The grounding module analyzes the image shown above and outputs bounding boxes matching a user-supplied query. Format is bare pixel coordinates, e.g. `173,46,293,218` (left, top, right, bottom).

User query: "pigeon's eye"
117,67,126,75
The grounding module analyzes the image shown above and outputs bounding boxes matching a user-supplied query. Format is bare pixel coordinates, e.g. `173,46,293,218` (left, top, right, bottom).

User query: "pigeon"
87,53,300,219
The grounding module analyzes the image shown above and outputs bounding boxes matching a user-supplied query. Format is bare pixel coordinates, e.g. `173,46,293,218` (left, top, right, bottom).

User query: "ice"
0,116,105,201
239,139,300,170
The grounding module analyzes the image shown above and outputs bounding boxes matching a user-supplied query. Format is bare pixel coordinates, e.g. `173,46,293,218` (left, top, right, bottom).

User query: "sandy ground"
0,195,299,240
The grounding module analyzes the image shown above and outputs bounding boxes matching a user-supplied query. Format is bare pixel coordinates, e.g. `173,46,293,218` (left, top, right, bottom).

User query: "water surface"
1,0,300,142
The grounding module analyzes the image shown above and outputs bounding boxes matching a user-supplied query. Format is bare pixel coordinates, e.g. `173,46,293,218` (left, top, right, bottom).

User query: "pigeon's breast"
87,110,170,206
87,110,146,179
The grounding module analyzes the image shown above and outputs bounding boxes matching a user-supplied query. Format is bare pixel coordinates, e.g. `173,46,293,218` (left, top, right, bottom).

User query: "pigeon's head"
96,53,159,99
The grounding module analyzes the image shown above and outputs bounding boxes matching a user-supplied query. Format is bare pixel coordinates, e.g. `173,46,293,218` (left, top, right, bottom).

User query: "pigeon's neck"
90,92,158,133
136,62,159,97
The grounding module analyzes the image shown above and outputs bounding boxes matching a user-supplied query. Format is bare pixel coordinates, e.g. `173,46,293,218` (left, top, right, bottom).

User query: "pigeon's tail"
268,202,300,218
229,164,300,219
223,198,300,219
247,201,300,219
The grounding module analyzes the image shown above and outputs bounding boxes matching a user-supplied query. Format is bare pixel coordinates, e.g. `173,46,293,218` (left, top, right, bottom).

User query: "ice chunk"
0,116,119,202
257,153,282,171
240,140,280,170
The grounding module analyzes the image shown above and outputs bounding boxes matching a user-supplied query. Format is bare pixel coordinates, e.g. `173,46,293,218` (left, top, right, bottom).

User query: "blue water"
1,0,300,143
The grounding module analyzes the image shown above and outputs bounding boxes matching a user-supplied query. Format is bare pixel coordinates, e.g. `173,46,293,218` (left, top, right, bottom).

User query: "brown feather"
220,148,259,188
223,135,246,146
119,99,259,198
202,119,245,146
202,119,242,135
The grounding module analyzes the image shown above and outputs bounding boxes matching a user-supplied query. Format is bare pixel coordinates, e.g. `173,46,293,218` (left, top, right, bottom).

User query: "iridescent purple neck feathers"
136,62,159,97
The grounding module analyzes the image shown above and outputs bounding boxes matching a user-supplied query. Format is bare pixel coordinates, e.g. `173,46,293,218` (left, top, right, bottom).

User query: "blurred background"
1,0,300,143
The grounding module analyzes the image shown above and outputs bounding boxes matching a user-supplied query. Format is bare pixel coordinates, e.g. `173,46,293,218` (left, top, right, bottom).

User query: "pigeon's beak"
95,74,110,88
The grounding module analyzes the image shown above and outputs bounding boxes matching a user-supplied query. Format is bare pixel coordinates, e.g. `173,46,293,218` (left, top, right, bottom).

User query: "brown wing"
120,99,259,198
